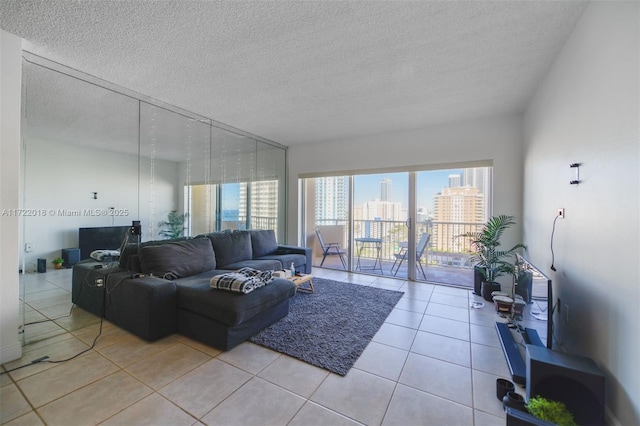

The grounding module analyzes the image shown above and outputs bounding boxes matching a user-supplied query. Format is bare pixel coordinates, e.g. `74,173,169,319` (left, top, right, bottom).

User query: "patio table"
354,237,383,274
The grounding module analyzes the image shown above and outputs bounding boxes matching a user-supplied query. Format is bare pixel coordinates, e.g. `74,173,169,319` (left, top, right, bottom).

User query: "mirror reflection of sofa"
72,230,312,350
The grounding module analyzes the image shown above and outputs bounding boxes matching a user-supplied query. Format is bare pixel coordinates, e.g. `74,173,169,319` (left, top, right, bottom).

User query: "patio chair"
316,229,347,269
390,233,430,279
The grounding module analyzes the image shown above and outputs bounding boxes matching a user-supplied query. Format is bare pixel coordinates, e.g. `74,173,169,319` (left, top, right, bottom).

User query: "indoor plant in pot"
52,257,64,269
158,210,189,239
461,214,526,302
526,396,577,426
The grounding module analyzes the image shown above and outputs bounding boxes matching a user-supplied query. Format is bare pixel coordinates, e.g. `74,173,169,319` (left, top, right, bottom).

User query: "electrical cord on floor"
0,316,105,376
2,272,107,376
44,316,104,364
3,232,137,376
1,356,51,375
23,268,102,327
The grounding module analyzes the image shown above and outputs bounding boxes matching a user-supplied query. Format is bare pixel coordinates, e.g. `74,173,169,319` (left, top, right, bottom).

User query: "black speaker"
526,345,605,426
130,220,141,236
473,266,484,295
37,258,46,273
62,248,80,268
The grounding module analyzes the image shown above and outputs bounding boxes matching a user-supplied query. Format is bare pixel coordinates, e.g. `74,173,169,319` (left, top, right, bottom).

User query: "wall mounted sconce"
92,192,98,199
570,163,581,185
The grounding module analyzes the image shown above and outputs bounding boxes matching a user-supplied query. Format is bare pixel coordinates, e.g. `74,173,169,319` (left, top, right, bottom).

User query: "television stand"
496,322,544,384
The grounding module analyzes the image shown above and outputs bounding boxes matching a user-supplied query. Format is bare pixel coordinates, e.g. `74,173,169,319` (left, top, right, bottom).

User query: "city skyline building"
461,167,491,220
355,200,404,221
380,178,392,202
461,168,490,194
433,186,484,253
314,176,349,223
239,180,279,230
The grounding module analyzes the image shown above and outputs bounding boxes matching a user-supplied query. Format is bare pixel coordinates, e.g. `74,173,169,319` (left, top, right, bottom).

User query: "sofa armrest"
276,245,312,274
104,273,177,341
72,262,120,316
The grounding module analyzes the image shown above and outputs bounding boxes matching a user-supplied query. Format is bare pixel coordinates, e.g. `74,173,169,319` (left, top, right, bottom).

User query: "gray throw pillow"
207,231,253,267
138,238,215,279
249,229,279,258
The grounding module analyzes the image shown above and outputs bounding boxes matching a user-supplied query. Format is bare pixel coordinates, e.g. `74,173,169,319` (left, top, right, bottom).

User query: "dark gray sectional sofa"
71,229,311,350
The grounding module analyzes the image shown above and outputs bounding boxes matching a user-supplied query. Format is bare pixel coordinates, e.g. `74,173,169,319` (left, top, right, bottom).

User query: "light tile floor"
2,267,520,425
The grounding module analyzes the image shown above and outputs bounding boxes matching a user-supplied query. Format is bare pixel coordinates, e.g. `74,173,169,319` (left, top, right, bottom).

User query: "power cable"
2,267,108,376
550,214,560,271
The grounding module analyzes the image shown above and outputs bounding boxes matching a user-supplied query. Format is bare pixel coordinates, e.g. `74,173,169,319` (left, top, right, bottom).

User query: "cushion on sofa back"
207,231,253,268
138,237,216,279
119,237,190,272
249,230,279,258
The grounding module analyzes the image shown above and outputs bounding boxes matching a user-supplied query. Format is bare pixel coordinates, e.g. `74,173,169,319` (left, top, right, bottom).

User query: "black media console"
496,322,544,384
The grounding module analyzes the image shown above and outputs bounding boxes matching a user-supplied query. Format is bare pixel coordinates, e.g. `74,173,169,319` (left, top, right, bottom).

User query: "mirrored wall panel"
139,102,212,240
19,57,286,345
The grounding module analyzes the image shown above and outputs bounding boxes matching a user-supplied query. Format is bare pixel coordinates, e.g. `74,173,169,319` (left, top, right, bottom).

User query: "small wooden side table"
289,274,314,293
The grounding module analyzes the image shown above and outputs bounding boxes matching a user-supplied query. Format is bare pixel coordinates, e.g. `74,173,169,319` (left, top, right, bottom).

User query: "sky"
219,168,468,214
353,169,463,211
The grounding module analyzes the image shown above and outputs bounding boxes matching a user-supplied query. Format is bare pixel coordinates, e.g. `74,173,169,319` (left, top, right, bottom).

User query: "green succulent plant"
526,396,577,426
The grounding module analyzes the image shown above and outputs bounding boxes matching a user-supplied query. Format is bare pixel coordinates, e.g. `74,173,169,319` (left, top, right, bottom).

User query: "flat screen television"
78,226,131,260
496,253,553,384
515,253,553,349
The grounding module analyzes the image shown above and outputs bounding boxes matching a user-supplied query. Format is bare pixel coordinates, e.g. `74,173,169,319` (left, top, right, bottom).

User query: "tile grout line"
13,268,506,425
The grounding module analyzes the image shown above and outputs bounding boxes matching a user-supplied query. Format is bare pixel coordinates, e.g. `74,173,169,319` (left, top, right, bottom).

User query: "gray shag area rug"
249,277,403,376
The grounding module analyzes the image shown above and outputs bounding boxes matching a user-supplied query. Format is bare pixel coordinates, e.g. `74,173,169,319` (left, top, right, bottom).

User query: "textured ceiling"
1,1,588,146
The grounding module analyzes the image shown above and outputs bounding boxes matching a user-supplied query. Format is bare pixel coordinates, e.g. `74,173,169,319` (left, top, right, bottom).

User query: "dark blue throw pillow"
249,229,279,258
207,231,253,268
138,237,215,279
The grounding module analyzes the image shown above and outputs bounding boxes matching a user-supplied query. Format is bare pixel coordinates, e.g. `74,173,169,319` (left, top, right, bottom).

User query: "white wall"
523,2,639,424
21,137,180,268
287,114,524,248
0,29,23,363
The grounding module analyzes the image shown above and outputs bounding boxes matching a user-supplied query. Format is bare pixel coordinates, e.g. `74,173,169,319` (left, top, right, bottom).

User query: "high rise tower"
315,176,348,222
381,178,392,202
461,167,491,221
461,168,490,196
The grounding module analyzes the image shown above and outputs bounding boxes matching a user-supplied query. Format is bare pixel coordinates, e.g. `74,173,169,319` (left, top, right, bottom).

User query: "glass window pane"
353,173,408,276
415,166,491,285
306,176,350,270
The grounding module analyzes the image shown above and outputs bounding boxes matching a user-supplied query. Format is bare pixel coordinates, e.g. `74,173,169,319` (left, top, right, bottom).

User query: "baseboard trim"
0,341,22,365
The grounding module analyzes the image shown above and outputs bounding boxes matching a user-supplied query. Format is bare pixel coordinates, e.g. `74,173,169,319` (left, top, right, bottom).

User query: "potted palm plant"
158,210,189,239
461,215,526,301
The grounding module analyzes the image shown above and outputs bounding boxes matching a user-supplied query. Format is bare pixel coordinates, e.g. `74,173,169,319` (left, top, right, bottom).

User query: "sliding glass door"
302,165,492,288
353,172,409,277
307,176,351,270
